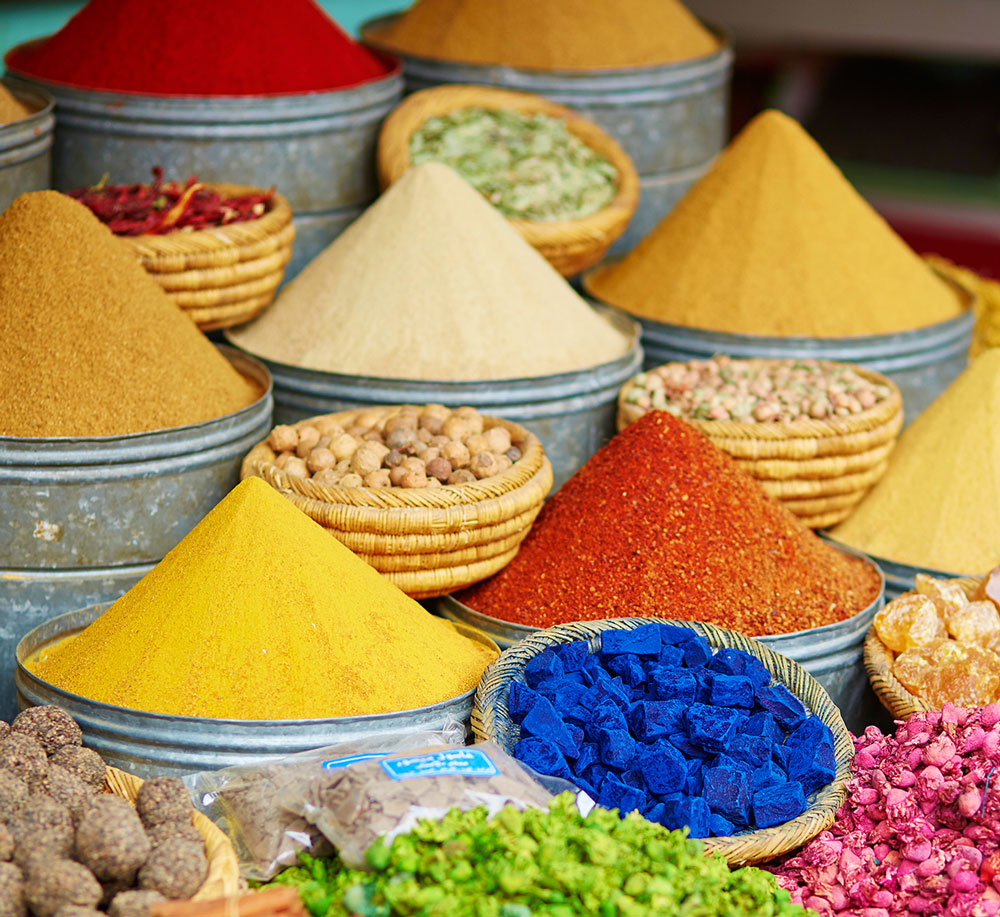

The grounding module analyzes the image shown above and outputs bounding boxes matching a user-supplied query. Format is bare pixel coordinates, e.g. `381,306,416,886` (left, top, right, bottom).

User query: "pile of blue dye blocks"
510,622,836,838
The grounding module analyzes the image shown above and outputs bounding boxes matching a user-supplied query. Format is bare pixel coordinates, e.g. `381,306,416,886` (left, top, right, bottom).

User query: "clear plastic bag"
183,724,464,880
287,740,583,869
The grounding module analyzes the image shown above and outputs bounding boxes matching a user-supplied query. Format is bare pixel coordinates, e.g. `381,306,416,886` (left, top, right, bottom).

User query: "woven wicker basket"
473,617,852,867
122,183,294,332
104,766,241,899
241,406,553,599
864,576,981,720
618,360,903,527
377,85,639,277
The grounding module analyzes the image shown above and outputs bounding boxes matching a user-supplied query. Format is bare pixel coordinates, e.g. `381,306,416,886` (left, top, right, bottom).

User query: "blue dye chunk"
601,623,662,657
628,700,685,740
648,667,697,704
709,674,755,709
703,766,753,827
520,694,580,758
753,781,807,828
553,640,589,673
686,704,747,753
787,731,836,795
597,728,636,770
508,681,539,722
607,653,646,688
752,758,788,793
709,813,735,837
514,736,573,781
656,644,685,667
524,652,563,688
745,711,782,745
757,684,809,730
663,796,711,838
682,638,712,669
598,773,645,814
729,734,772,768
637,739,687,795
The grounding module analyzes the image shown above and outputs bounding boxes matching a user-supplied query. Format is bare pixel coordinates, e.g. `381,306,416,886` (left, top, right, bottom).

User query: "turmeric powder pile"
586,110,964,338
831,349,1000,574
365,0,719,70
28,477,498,720
0,83,32,124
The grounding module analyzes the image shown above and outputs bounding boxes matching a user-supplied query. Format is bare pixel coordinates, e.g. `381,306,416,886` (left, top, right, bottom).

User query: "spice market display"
5,0,1000,914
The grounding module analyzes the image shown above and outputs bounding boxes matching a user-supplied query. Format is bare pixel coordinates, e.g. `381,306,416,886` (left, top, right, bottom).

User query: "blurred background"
2,0,998,277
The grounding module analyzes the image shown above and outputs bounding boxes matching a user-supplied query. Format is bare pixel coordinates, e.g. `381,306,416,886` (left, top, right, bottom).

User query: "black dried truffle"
135,779,191,830
0,826,11,863
75,797,149,884
108,890,164,917
47,749,105,793
8,797,73,868
0,737,47,781
144,821,201,850
23,860,100,917
11,709,81,757
24,766,94,824
0,862,24,917
0,772,28,824
137,840,206,900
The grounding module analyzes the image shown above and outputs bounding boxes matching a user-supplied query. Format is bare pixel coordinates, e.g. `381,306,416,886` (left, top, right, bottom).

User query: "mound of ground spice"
0,191,260,437
228,163,630,381
457,411,881,634
586,110,963,338
28,477,497,720
366,0,719,70
6,0,389,96
0,83,31,124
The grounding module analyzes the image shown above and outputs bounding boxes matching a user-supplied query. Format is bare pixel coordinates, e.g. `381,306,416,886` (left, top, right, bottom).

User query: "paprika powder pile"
7,0,390,96
366,0,719,70
456,411,881,634
28,477,497,720
586,110,963,338
0,191,260,437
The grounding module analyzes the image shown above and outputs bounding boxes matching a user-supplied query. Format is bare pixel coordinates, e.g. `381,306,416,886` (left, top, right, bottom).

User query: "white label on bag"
380,748,501,780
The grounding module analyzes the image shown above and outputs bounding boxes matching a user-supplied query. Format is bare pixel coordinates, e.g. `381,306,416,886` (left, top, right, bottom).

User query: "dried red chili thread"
68,168,274,236
6,0,389,96
457,411,881,634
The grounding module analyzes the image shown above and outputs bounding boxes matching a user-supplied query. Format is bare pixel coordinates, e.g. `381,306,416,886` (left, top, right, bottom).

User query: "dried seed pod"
447,469,477,485
282,457,309,479
330,433,358,462
363,470,392,488
426,458,452,483
483,426,511,454
266,425,298,453
400,470,428,488
305,448,336,474
470,452,500,479
294,426,320,458
442,441,471,469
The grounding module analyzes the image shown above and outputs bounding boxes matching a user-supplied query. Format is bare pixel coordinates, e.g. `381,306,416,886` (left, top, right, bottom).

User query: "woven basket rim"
472,616,852,865
242,405,547,510
121,182,292,254
619,360,902,441
377,83,640,243
864,575,982,718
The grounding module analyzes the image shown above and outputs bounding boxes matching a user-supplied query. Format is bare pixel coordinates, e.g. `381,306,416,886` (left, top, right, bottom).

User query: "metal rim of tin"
0,346,272,469
225,304,641,403
0,76,54,133
360,13,733,85
15,603,498,726
436,540,885,646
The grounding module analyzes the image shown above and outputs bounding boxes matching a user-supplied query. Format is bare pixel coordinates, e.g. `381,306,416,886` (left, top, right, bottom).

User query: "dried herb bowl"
122,182,294,331
617,360,903,528
473,617,853,867
376,84,639,277
241,406,553,598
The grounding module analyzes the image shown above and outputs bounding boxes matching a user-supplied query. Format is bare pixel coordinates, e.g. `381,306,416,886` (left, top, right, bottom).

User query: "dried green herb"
410,107,618,222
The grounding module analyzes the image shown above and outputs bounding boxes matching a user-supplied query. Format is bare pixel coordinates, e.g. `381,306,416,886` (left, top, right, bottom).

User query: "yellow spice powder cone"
586,109,963,338
28,477,497,720
831,348,1000,574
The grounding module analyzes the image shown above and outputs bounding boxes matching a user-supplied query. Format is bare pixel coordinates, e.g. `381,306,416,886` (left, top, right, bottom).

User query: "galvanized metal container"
227,308,641,491
0,78,54,215
16,605,498,778
361,15,731,255
435,543,885,732
585,273,975,426
1,63,403,279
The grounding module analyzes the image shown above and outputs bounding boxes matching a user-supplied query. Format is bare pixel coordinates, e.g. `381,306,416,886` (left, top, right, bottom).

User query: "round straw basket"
122,183,294,331
473,617,851,867
377,85,639,277
618,360,903,528
104,766,240,899
864,575,981,720
241,406,553,599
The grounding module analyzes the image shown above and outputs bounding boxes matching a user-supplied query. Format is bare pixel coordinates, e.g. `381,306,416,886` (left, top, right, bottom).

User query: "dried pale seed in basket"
267,405,522,489
409,107,618,222
625,357,893,423
874,570,1000,708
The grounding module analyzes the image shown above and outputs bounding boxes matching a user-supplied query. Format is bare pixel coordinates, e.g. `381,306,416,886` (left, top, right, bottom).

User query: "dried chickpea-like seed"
364,470,392,488
363,430,384,442
315,417,344,437
389,466,409,486
330,433,358,462
401,470,428,488
470,452,500,479
306,447,336,473
417,427,433,444
494,454,513,473
506,446,522,463
296,426,321,457
420,415,445,436
442,441,471,469
386,427,417,451
355,410,384,430
454,406,484,433
442,417,474,441
483,427,511,454
426,457,452,483
447,469,477,485
421,403,451,422
267,425,298,453
429,434,450,449
283,456,309,478
384,450,405,469
340,472,363,487
465,433,489,455
312,468,342,486
420,447,441,463
401,456,426,474
425,476,442,488
351,443,386,477
273,452,292,469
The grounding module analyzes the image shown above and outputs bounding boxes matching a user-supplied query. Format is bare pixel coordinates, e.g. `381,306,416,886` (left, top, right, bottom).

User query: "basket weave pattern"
618,361,903,527
864,576,980,720
472,617,852,866
122,183,294,331
377,85,640,277
241,406,553,599
104,766,240,899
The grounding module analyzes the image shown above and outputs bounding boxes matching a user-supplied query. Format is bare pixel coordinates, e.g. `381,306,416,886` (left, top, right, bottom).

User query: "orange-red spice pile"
458,411,881,635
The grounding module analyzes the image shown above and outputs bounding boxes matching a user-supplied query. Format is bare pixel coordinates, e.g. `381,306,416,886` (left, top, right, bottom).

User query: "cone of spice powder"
0,191,260,437
365,0,719,70
6,0,390,96
228,162,630,381
27,477,498,720
0,82,31,123
456,410,881,635
585,110,963,338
